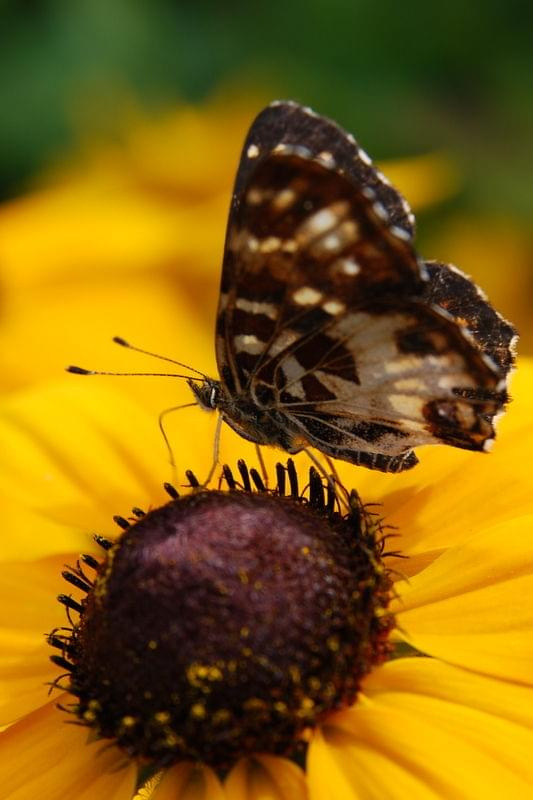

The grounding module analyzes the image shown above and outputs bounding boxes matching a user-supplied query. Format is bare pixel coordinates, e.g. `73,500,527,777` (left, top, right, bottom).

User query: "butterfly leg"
202,413,224,488
324,454,351,507
158,402,198,485
254,444,269,488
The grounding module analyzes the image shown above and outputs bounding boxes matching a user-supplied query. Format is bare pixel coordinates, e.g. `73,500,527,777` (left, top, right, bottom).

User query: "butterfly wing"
217,102,423,396
215,102,515,472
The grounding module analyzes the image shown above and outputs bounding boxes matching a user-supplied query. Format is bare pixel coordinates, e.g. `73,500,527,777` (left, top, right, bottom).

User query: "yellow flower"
0,357,532,799
0,97,257,397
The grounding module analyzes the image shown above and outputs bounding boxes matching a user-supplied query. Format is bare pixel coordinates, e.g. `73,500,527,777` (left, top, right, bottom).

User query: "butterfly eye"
209,385,218,408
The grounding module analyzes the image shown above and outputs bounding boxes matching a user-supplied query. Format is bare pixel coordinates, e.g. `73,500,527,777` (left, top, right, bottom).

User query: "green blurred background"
1,0,531,212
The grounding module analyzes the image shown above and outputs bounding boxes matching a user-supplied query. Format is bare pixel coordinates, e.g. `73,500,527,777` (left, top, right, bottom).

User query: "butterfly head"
188,378,221,412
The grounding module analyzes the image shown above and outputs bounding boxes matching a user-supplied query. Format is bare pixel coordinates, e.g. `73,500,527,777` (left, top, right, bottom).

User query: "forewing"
216,102,425,394
231,101,416,235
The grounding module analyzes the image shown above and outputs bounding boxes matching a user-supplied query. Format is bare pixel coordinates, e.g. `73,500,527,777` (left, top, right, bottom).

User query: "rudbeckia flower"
0,355,532,799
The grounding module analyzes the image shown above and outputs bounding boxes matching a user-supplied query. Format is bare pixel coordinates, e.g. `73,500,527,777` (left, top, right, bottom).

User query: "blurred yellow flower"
0,97,259,398
0,358,531,799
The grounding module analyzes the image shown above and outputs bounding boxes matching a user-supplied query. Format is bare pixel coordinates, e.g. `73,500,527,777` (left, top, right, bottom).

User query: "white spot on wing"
310,220,360,257
269,329,299,356
332,257,361,276
281,357,307,398
293,286,323,305
259,236,282,253
235,298,278,320
394,378,425,392
314,232,343,253
375,170,391,186
384,356,425,375
298,205,345,239
234,334,264,354
316,150,336,168
389,394,425,418
247,143,260,159
246,188,264,205
358,148,372,166
390,225,411,241
372,201,388,221
323,299,346,315
281,239,298,253
272,188,297,211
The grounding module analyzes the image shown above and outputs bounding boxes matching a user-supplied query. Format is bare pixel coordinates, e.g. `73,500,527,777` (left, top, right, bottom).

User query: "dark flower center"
50,463,394,770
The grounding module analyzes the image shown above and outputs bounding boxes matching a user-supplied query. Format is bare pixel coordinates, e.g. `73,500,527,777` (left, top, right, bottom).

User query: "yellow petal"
309,726,439,800
225,755,308,800
0,652,56,726
309,659,533,799
364,658,533,730
150,762,225,800
0,493,88,560
0,555,81,724
0,275,213,401
0,698,137,800
0,555,70,633
0,381,209,534
393,515,533,683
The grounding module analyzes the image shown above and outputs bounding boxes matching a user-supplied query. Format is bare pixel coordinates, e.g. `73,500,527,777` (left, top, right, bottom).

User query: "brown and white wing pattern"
216,102,423,396
213,101,517,473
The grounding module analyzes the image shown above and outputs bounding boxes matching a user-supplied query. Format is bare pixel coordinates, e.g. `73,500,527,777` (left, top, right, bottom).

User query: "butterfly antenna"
112,337,208,378
66,365,203,380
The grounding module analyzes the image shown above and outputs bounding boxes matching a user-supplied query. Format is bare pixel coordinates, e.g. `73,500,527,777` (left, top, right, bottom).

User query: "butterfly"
185,100,517,474
69,101,517,474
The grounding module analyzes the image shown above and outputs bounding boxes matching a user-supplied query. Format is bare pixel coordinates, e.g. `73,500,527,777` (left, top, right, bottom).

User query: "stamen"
249,467,266,492
81,554,100,570
287,459,299,498
222,464,237,490
237,459,252,492
163,482,180,500
57,595,84,614
94,535,113,551
275,462,286,497
185,470,200,488
50,655,75,672
61,571,92,594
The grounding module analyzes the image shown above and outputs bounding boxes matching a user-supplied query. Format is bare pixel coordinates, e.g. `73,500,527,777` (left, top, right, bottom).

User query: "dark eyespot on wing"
422,397,493,450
